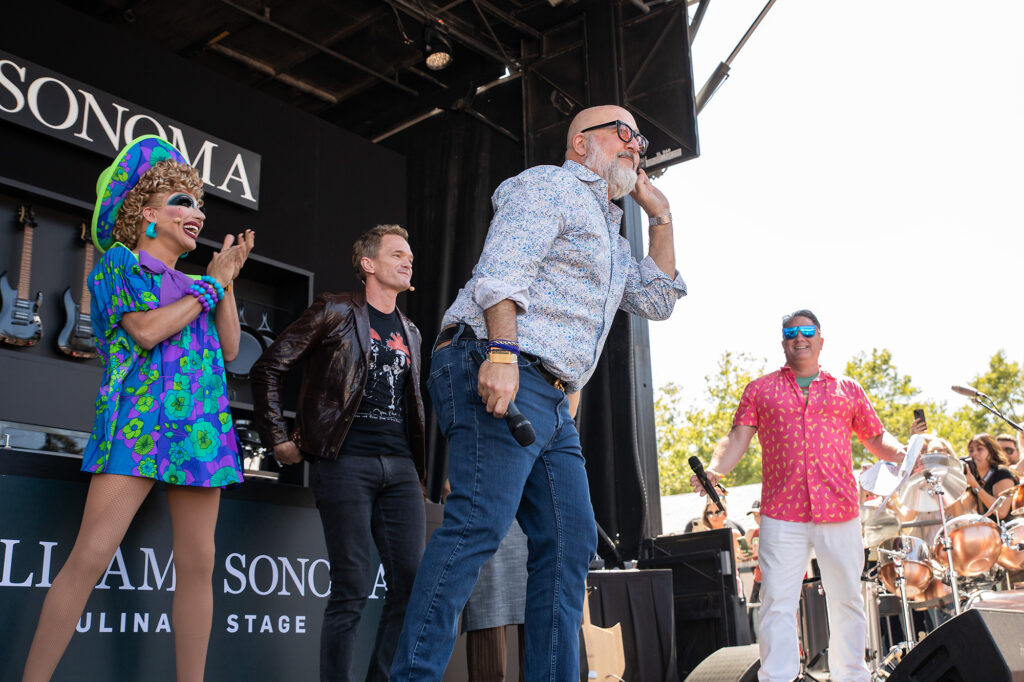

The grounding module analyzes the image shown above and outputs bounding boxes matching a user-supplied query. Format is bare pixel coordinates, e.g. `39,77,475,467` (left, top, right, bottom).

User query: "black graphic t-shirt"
339,304,413,458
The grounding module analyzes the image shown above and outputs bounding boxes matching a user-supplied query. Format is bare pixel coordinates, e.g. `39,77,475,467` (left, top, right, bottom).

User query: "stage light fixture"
424,26,453,71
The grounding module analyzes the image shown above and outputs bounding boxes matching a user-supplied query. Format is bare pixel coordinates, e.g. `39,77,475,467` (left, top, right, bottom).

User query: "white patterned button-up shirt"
442,160,686,393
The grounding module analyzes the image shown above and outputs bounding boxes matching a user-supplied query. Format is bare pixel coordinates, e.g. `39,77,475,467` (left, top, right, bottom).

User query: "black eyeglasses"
579,120,648,155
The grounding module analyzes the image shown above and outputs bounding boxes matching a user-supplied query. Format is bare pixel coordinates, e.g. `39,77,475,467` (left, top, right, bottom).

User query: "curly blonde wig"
111,160,204,249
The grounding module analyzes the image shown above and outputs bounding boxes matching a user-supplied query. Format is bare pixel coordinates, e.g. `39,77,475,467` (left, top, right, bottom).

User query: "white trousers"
757,516,869,682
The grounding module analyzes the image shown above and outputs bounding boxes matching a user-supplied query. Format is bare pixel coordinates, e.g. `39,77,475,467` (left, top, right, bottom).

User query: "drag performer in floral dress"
22,136,254,682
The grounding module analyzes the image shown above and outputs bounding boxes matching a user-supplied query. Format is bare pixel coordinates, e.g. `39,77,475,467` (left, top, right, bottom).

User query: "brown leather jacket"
250,290,426,477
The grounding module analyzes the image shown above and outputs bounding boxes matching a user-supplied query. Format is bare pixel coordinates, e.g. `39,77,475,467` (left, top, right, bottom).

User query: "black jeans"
312,454,425,682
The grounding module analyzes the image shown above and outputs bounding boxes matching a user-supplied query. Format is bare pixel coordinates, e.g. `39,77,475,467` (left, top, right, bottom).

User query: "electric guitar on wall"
57,223,99,359
0,206,44,347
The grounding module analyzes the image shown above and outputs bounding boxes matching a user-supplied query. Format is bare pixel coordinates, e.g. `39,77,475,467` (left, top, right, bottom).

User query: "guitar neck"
79,242,95,309
17,225,34,299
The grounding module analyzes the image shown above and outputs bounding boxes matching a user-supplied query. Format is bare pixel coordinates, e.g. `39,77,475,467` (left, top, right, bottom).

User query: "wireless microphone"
689,456,724,512
504,402,535,447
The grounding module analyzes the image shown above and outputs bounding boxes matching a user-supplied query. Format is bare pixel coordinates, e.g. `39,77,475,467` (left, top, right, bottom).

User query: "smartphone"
737,537,750,554
913,408,926,426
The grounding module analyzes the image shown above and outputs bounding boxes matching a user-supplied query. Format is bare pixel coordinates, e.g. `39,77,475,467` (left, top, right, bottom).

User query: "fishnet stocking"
22,474,154,682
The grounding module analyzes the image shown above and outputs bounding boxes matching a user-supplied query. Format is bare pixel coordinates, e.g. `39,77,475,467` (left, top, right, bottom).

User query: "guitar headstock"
16,205,37,230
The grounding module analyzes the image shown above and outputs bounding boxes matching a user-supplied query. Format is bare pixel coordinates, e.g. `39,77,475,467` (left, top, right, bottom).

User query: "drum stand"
872,549,915,681
925,470,963,615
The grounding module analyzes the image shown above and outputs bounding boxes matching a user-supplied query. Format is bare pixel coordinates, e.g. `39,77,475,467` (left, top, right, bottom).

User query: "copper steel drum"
932,514,1002,576
877,536,933,599
998,518,1024,570
922,576,951,602
1011,484,1024,516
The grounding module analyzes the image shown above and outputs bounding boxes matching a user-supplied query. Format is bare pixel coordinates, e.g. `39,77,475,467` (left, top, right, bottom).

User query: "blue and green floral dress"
80,245,244,488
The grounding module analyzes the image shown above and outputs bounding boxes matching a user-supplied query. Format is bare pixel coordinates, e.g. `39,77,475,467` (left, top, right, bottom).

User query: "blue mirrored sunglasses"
782,325,817,339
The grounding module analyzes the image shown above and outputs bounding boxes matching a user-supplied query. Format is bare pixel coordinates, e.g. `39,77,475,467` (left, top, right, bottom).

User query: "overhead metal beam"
477,0,541,39
383,0,521,68
218,0,418,96
208,42,339,104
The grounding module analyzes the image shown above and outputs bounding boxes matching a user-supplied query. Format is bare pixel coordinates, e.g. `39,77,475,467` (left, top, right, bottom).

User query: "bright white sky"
648,0,1024,410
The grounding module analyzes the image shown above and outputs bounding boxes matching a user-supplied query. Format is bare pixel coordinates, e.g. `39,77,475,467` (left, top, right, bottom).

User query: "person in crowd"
996,433,1024,475
959,433,1017,521
389,104,686,681
250,225,425,682
692,309,906,682
21,136,254,682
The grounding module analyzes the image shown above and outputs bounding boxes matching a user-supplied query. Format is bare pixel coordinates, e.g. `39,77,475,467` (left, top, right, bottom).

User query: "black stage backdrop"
0,1,405,437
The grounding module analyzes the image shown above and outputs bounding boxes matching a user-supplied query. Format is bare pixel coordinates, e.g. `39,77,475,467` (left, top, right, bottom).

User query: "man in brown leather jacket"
251,224,425,682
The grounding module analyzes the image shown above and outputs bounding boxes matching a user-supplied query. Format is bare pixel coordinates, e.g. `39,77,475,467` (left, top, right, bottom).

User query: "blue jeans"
313,454,425,682
390,335,597,681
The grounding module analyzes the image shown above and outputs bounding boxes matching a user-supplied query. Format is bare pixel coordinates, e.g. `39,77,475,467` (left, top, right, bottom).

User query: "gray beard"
584,145,638,200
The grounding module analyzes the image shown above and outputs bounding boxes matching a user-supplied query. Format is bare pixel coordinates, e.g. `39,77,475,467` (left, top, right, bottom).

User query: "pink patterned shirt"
733,366,884,523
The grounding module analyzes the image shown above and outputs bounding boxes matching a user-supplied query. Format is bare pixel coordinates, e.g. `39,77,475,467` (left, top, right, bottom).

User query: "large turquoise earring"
145,222,157,239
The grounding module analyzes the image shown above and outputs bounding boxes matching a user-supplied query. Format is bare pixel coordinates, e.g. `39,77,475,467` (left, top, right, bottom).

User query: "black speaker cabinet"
639,530,751,679
886,608,1024,681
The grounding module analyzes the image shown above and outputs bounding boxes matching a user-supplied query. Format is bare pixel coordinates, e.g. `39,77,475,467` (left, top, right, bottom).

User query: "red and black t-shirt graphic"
340,304,414,458
359,325,410,423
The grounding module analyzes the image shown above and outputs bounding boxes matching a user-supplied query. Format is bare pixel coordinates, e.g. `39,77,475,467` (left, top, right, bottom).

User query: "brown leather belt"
433,323,566,392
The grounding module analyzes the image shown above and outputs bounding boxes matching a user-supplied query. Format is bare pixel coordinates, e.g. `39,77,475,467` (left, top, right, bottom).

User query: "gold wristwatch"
486,349,517,364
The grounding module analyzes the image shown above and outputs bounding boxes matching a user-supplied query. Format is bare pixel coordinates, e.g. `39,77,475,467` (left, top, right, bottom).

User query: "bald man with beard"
389,105,687,681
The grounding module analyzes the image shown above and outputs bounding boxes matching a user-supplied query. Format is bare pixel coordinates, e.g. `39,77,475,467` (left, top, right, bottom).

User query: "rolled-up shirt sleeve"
472,175,564,313
618,252,687,320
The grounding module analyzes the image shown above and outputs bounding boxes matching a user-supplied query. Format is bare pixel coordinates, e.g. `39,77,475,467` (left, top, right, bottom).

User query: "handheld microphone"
952,385,990,400
688,456,724,512
504,402,535,447
468,349,534,447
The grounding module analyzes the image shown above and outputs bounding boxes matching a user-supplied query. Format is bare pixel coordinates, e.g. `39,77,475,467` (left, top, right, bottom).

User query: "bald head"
565,105,637,161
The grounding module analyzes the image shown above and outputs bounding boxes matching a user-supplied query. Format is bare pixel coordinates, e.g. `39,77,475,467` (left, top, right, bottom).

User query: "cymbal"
899,454,967,512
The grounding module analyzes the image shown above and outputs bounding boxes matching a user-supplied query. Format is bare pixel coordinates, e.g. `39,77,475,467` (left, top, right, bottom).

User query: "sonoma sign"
0,50,260,208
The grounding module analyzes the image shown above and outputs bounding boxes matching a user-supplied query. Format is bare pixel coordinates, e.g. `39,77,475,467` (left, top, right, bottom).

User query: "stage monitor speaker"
684,644,759,682
639,530,750,679
886,608,1024,681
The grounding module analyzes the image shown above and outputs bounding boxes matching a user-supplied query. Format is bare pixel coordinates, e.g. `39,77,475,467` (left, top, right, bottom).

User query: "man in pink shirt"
691,309,905,682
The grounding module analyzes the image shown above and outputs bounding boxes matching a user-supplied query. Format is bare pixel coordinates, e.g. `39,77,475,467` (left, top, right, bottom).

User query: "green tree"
844,349,951,467
947,350,1024,449
656,352,766,494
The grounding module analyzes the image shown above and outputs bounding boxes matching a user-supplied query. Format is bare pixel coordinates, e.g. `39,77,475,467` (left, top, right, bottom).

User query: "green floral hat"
91,135,188,252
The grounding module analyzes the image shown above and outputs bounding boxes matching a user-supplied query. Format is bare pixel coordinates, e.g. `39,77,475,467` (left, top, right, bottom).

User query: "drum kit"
858,435,1024,679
